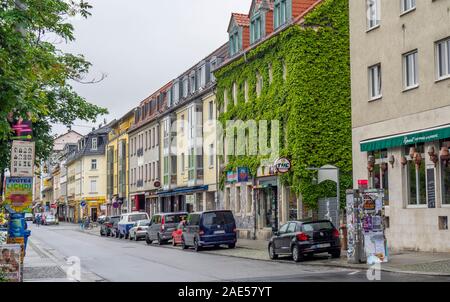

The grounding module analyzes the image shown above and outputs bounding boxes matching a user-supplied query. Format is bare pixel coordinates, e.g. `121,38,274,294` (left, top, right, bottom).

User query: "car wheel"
145,234,152,245
194,238,202,252
172,237,176,246
115,232,119,238
292,245,304,263
125,233,129,240
268,244,278,260
228,243,236,249
181,236,188,250
330,249,341,259
134,234,139,241
157,234,163,245
129,234,133,240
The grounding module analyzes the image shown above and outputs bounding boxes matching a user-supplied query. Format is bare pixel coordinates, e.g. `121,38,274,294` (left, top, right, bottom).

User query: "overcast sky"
55,0,252,136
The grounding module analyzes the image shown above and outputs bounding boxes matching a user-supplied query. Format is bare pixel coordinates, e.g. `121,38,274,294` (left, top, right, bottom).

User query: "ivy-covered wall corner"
215,0,352,209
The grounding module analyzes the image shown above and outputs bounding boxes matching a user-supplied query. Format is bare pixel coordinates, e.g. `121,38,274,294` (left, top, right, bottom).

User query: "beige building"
351,0,450,252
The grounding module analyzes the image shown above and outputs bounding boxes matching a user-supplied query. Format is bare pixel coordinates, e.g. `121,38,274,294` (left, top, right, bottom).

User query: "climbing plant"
215,0,352,209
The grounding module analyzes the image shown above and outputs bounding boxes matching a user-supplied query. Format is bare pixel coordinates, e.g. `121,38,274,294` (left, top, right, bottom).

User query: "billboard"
4,177,33,213
0,244,22,282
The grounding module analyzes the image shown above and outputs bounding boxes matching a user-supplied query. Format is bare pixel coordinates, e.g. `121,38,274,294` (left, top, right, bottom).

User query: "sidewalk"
78,224,450,276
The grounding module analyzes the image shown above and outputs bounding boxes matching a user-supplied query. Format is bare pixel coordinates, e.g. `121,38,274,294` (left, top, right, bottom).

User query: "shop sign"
275,158,291,173
10,141,35,177
237,167,249,182
4,177,33,213
10,118,33,141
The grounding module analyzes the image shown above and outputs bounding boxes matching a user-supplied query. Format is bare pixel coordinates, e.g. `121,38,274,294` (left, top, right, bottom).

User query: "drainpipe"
252,177,257,240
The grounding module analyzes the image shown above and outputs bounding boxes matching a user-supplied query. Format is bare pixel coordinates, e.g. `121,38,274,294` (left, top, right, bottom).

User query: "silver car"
129,220,150,241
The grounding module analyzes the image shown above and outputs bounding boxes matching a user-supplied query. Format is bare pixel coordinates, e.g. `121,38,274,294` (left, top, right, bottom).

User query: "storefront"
157,186,208,213
356,124,450,252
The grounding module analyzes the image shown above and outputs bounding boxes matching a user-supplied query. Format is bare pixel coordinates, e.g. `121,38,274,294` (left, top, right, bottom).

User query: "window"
208,101,214,120
209,144,214,167
152,128,155,148
436,38,450,80
236,186,241,213
368,64,382,100
167,88,172,107
405,144,426,206
441,141,450,205
210,60,217,82
145,131,148,150
190,73,196,94
90,179,97,193
156,125,159,146
274,0,288,29
181,153,185,173
200,64,206,88
188,147,195,180
157,160,160,179
182,78,188,98
224,89,229,112
282,60,287,81
232,82,238,105
279,223,289,234
188,107,195,139
403,50,418,89
91,138,98,150
225,187,231,210
401,0,415,14
173,81,180,102
287,222,296,233
367,0,380,30
163,156,169,185
91,159,97,170
256,72,263,97
268,64,273,84
229,31,240,56
251,16,262,43
180,114,185,135
246,186,252,214
369,150,390,202
145,164,148,182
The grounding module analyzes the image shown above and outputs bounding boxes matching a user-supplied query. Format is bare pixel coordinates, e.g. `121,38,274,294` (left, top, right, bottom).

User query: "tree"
0,0,108,176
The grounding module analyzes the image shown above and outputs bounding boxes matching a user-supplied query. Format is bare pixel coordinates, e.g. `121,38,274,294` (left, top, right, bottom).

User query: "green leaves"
0,0,106,170
216,0,351,209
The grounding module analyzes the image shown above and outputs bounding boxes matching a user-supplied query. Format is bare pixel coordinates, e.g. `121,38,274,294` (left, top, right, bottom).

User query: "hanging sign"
10,141,35,177
274,158,291,173
10,117,33,141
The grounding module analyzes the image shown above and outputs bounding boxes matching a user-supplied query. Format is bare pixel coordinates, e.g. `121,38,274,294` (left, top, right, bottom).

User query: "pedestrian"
80,216,85,231
36,214,41,227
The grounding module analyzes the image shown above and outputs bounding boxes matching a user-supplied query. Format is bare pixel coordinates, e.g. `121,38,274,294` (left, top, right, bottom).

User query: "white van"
117,212,149,239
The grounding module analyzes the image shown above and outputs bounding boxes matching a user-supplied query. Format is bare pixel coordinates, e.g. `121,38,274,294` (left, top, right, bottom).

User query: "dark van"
146,212,188,245
182,210,237,252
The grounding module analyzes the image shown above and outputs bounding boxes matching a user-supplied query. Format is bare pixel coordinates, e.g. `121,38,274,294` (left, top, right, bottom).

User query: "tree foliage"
215,0,351,208
0,0,107,171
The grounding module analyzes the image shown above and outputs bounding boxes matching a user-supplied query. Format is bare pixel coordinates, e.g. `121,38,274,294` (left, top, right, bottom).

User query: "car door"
149,215,157,240
273,223,289,253
281,222,298,251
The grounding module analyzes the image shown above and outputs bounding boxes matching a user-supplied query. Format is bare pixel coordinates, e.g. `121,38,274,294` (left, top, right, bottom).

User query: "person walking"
35,214,41,227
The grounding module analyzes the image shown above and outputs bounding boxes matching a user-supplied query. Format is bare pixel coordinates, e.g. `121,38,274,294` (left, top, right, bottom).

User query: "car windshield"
165,214,187,223
203,211,234,226
139,220,150,226
302,221,334,232
128,214,148,222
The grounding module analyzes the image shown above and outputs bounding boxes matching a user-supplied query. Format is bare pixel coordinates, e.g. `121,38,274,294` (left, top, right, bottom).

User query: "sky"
54,0,252,136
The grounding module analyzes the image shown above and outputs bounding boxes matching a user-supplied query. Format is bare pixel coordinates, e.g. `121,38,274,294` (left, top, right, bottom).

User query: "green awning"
360,124,450,152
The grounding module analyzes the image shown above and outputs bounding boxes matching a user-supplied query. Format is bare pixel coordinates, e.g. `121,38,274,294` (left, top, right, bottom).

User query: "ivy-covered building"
215,0,351,239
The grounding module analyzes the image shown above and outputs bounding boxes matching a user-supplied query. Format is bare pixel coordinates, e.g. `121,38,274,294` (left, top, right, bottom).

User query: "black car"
146,212,188,245
182,210,237,252
100,215,120,237
268,220,341,262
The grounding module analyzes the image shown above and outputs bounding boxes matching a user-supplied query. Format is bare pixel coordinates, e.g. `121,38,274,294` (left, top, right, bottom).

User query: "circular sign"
154,180,161,188
275,158,291,173
112,202,119,209
80,200,86,208
50,204,57,209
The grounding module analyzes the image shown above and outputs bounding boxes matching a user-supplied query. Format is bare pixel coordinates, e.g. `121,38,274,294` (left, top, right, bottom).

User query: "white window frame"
403,50,418,90
91,159,97,170
91,138,98,151
367,0,380,30
209,144,214,167
401,0,416,14
90,179,97,193
368,63,382,101
436,38,450,81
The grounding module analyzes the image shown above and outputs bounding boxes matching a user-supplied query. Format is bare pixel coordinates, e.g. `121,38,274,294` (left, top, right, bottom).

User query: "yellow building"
66,125,110,222
106,110,134,215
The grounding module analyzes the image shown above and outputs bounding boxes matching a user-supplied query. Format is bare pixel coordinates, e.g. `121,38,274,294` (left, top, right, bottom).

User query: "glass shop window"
441,140,450,205
404,143,426,206
369,149,389,202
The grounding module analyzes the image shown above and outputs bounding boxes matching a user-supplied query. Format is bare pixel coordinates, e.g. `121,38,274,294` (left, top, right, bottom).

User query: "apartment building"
351,0,450,251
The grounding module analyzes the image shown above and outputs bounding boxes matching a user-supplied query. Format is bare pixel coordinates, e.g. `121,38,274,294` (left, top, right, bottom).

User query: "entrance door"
264,186,278,231
91,208,98,222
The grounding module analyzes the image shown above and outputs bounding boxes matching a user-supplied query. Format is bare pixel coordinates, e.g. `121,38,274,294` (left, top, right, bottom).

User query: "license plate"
313,243,331,249
214,230,225,234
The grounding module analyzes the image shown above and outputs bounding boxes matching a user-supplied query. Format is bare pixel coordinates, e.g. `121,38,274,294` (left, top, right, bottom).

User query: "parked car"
100,216,120,237
24,213,33,222
146,212,188,245
118,212,149,239
171,221,186,246
43,213,58,225
181,210,237,252
268,220,341,262
112,219,120,238
97,215,107,224
129,219,151,241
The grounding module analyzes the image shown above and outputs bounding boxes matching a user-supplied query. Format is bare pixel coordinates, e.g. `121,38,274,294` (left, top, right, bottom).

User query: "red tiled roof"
232,13,250,27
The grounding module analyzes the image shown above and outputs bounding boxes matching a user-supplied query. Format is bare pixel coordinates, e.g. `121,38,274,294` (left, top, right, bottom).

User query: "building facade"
66,126,110,222
106,110,134,216
351,0,450,252
128,84,170,216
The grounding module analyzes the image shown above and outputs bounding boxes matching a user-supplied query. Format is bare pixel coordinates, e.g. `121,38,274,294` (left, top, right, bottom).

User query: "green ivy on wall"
215,0,352,209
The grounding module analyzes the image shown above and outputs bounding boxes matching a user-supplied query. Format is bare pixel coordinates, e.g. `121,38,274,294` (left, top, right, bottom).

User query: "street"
24,223,450,282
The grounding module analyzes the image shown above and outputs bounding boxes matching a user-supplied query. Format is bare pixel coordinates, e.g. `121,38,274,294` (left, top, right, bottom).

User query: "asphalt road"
27,223,450,282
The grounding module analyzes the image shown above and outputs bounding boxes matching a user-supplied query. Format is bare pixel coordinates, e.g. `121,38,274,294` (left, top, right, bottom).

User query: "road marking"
348,271,360,275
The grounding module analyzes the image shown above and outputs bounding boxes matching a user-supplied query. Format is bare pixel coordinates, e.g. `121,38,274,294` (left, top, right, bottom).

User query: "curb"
76,227,450,277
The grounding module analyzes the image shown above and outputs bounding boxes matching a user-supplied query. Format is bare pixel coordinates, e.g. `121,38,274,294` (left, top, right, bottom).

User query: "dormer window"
173,81,180,103
250,14,263,44
229,29,241,56
182,77,189,98
190,72,196,94
91,137,98,151
274,0,290,29
167,87,173,107
199,64,206,88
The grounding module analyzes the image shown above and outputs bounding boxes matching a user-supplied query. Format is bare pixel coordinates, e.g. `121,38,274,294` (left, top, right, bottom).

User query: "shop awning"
156,185,208,198
360,124,450,152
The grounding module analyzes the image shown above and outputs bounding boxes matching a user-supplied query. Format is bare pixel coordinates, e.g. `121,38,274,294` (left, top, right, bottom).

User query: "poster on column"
10,141,35,177
0,244,22,282
4,177,33,213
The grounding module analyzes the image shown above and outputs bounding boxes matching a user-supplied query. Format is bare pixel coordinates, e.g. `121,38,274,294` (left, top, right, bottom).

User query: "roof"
232,13,250,27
